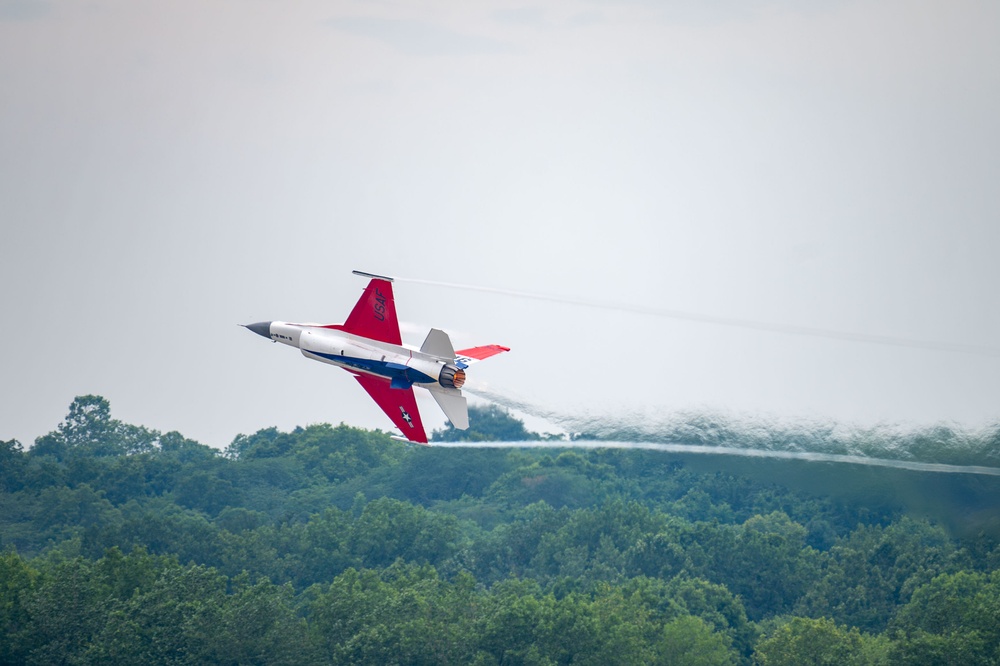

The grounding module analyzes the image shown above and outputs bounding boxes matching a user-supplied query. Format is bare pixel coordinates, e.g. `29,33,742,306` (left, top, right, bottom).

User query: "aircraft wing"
353,374,428,444
338,278,402,345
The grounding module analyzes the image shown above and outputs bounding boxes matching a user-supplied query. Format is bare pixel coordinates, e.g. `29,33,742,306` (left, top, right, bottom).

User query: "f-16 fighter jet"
243,271,509,444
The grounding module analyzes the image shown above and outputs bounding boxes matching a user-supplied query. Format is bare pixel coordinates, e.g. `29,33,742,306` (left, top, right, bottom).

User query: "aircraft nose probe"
243,321,273,339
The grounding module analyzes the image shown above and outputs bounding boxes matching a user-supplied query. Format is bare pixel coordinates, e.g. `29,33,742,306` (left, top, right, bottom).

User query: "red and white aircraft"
243,271,509,444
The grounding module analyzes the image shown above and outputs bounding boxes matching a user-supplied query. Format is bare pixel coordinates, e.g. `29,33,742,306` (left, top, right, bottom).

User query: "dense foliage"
1,395,999,664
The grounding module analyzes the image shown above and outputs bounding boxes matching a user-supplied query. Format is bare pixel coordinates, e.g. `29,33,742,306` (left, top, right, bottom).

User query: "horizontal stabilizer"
454,344,510,366
420,328,456,359
429,386,469,430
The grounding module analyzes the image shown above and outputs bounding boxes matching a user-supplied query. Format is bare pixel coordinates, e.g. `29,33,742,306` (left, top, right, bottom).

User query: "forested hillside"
2,396,999,664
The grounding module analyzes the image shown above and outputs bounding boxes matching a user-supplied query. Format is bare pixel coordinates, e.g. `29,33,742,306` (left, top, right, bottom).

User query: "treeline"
1,396,999,664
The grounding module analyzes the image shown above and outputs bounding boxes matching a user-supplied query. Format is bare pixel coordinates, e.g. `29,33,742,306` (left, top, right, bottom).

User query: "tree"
655,615,736,666
306,565,479,665
19,557,109,664
889,570,1000,664
887,630,988,666
29,396,159,460
432,405,541,442
0,552,37,665
622,576,754,659
753,617,889,666
795,518,962,631
699,512,820,619
348,497,463,569
7,399,1000,664
204,576,311,665
0,440,25,493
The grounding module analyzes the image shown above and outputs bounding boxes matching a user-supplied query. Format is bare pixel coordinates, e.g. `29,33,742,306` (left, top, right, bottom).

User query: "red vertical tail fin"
332,278,402,345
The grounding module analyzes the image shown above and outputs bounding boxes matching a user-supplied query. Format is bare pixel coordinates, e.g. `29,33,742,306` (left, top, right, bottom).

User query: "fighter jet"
243,271,509,444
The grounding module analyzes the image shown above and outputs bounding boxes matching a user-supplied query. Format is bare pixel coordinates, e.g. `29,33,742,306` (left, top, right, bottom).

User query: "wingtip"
390,435,431,446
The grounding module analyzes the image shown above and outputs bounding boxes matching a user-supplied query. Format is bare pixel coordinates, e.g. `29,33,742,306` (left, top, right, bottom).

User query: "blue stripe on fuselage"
305,350,436,385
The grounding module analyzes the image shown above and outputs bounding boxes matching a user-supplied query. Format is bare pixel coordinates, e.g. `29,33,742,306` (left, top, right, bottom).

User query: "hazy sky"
2,0,999,448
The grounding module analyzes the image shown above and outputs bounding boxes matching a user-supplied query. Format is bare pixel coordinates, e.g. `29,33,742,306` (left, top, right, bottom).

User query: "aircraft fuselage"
264,321,456,390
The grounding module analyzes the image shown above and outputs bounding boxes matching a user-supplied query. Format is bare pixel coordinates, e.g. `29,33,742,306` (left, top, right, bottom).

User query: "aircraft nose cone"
244,321,273,339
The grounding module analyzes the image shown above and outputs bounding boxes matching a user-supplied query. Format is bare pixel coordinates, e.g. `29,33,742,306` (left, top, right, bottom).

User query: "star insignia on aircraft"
399,407,414,427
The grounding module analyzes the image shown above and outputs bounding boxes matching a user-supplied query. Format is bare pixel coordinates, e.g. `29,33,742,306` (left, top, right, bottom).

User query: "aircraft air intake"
439,364,466,389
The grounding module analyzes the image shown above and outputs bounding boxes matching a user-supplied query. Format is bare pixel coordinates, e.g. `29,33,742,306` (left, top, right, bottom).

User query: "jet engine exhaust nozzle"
439,365,466,389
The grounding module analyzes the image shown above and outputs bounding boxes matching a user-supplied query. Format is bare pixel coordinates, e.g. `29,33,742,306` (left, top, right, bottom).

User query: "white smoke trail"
464,382,568,428
397,276,1000,357
461,382,1000,476
431,440,1000,476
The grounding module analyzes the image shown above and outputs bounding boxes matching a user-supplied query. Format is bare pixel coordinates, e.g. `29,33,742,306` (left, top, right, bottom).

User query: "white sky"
2,0,999,447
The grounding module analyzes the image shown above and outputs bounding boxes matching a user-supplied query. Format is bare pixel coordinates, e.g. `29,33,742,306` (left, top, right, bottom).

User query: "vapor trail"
461,382,1000,475
432,440,1000,476
397,276,1000,357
